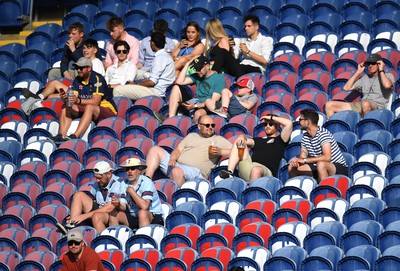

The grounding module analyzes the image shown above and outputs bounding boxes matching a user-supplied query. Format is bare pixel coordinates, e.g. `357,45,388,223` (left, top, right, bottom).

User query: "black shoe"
22,88,41,99
56,223,68,235
48,134,65,142
68,134,78,140
153,111,167,124
219,169,234,179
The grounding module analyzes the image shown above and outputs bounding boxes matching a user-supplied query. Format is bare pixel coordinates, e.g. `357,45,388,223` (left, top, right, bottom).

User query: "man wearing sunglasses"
288,109,348,182
325,53,394,118
220,114,292,182
113,32,175,101
57,161,127,234
62,230,104,270
146,115,232,186
105,40,137,89
115,158,164,229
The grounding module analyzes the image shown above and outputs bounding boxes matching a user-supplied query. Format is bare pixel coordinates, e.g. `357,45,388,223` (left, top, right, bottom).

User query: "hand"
66,39,76,52
126,185,135,195
168,159,176,167
236,135,247,147
229,39,235,47
239,43,249,54
64,72,73,80
182,102,195,110
70,213,88,225
377,60,384,71
180,39,188,48
357,62,366,73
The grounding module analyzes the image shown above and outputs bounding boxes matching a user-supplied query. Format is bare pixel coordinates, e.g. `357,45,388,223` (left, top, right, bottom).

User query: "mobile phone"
228,35,234,41
59,88,65,94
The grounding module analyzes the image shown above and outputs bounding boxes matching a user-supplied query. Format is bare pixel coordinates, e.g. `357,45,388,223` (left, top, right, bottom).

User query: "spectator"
153,55,225,124
136,19,175,74
23,57,117,141
220,114,293,181
83,38,105,76
237,14,272,74
113,32,175,101
47,22,102,81
104,17,140,69
209,78,258,118
171,21,205,75
325,53,395,118
146,115,232,187
61,230,104,271
288,109,348,182
105,40,137,89
120,158,164,229
204,18,244,78
56,161,125,234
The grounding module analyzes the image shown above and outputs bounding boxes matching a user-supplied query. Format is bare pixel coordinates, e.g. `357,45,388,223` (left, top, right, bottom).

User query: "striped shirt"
301,127,347,166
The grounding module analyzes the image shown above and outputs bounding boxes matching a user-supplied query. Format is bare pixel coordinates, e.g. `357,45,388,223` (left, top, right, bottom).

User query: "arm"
377,60,394,89
126,186,151,210
343,62,365,91
176,58,196,85
184,43,205,60
136,42,145,69
137,79,155,87
168,145,184,167
240,43,268,66
303,143,332,164
260,115,293,143
236,134,255,148
190,92,221,110
127,38,140,64
239,100,256,110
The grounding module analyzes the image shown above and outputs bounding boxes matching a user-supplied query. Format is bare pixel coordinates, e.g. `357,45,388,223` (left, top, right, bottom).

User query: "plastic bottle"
66,87,74,107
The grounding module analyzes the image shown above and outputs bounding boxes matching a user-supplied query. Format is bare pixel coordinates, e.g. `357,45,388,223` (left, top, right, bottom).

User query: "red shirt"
62,246,104,271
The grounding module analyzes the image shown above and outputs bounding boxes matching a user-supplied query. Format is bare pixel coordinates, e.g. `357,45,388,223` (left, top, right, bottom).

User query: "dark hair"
185,21,202,46
106,17,124,31
150,32,166,49
154,19,169,34
69,22,84,33
113,40,130,52
243,14,260,25
300,109,319,124
83,38,99,48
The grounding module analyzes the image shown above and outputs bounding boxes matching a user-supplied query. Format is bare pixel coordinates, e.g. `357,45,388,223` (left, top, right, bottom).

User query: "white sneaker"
21,97,42,115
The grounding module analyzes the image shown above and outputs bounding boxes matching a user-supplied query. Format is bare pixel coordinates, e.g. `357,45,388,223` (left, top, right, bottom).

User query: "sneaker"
68,134,78,140
153,111,167,123
219,169,234,179
211,107,228,118
20,97,41,115
48,134,69,142
21,88,41,99
56,223,68,235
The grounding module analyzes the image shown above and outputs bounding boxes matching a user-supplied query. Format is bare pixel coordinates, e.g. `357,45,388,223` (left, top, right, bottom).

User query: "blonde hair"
205,18,228,55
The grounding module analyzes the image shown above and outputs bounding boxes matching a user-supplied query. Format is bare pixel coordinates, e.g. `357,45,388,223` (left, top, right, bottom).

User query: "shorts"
309,162,349,180
77,199,100,227
75,105,117,123
159,150,201,181
125,208,164,229
227,96,247,117
178,86,194,102
350,101,383,113
238,157,272,182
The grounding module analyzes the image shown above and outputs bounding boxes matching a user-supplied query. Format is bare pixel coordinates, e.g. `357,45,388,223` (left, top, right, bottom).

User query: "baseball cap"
93,161,113,174
365,53,382,64
235,78,255,91
73,57,92,68
67,230,83,242
120,158,147,170
191,55,209,71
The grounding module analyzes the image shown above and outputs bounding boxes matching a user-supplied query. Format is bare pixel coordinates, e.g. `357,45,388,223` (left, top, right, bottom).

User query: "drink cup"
209,141,215,158
112,193,120,207
237,143,245,160
240,38,246,45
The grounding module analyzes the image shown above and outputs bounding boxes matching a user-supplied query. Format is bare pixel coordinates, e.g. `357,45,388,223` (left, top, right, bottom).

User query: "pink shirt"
105,31,140,65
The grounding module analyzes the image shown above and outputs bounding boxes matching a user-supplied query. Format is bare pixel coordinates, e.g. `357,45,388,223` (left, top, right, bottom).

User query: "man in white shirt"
83,38,105,76
236,14,273,74
105,40,137,89
113,32,175,100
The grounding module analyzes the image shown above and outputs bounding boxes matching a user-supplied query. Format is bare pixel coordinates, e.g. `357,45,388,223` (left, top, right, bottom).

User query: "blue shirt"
122,175,163,216
138,36,175,72
89,174,127,207
188,72,225,103
149,49,176,97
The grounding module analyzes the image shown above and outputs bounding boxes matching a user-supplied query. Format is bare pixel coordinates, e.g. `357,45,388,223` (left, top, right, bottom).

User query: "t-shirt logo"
267,138,275,144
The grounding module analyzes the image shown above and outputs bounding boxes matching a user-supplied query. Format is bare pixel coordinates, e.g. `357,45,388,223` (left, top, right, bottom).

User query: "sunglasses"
76,66,88,71
124,166,138,171
116,50,128,54
199,123,215,128
68,240,82,246
298,118,307,121
263,122,277,127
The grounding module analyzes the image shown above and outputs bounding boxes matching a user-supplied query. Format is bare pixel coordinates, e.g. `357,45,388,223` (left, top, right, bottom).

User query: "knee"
251,167,264,177
91,212,103,224
113,86,123,97
316,161,327,171
170,167,183,178
361,100,372,110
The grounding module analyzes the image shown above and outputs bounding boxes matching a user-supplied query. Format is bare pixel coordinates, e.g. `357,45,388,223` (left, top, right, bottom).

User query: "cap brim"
122,165,147,170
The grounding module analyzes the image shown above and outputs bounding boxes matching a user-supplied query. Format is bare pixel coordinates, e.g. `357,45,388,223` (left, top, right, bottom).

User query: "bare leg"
288,163,314,178
250,166,265,181
325,100,352,119
73,105,100,137
361,100,378,117
138,209,153,228
40,81,68,99
316,161,336,181
58,105,77,136
145,146,168,179
168,85,182,117
69,192,94,222
193,109,206,123
220,88,232,108
227,138,250,172
170,167,185,187
92,212,111,233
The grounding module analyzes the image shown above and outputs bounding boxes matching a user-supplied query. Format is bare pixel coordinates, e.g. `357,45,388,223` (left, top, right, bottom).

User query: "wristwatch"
379,70,385,74
194,104,198,109
303,158,307,163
